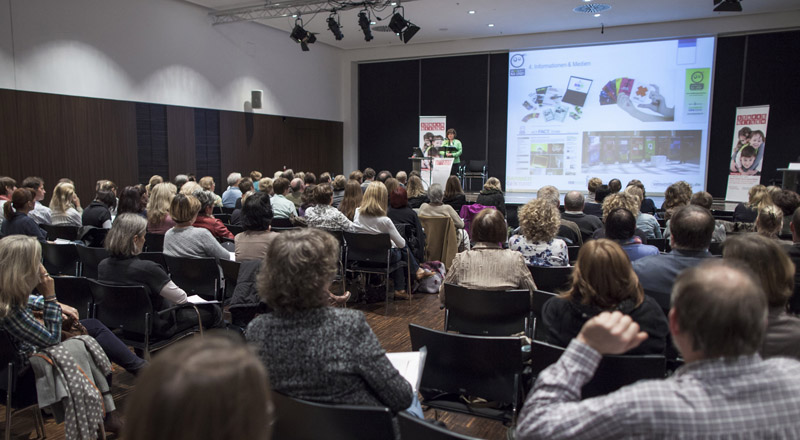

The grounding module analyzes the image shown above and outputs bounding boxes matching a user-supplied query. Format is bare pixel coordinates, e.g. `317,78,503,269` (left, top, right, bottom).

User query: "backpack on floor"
414,261,446,294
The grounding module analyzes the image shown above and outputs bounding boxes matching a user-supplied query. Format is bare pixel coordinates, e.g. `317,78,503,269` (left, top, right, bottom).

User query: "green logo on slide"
686,68,709,92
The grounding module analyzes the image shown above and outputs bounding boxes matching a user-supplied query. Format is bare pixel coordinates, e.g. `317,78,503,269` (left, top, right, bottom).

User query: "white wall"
0,0,343,121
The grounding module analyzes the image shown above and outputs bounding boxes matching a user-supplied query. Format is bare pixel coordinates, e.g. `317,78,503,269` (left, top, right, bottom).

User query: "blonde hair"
359,181,388,217
518,198,560,242
602,192,640,222
147,182,177,227
0,235,42,317
747,185,773,210
756,205,783,238
106,213,147,257
49,182,77,214
146,175,163,194
170,194,202,224
560,239,644,308
587,177,602,193
179,181,202,196
723,234,795,308
258,177,273,195
484,177,502,192
198,176,215,192
406,176,426,198
624,186,644,212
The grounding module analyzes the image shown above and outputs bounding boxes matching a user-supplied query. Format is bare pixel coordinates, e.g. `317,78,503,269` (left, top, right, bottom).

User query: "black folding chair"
647,237,668,252
397,412,480,440
213,213,231,224
76,245,110,279
164,255,223,301
409,324,523,425
219,259,241,300
343,232,410,303
42,242,80,276
79,226,108,248
144,232,165,253
567,246,580,264
270,391,394,440
459,160,487,191
527,265,573,293
224,223,244,236
40,224,80,241
443,284,531,336
0,330,46,440
530,289,557,341
271,217,294,228
139,252,169,272
52,276,94,319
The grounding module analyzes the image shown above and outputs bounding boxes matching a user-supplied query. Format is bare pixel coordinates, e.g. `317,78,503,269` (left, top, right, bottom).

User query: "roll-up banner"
725,105,770,202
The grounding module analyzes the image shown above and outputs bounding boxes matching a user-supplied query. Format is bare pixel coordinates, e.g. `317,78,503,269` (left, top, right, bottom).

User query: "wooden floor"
0,293,509,440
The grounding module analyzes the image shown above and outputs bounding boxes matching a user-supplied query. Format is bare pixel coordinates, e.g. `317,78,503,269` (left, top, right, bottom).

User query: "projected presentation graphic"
506,37,715,193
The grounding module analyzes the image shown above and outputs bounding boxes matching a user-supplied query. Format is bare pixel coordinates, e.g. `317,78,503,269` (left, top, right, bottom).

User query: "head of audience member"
624,186,644,213
21,177,46,202
395,171,408,185
194,190,217,217
258,228,338,313
124,334,273,440
0,235,43,317
376,170,392,183
318,172,331,184
332,175,346,192
408,170,421,179
238,178,254,196
250,171,262,183
99,180,117,195
0,177,16,199
50,182,79,213
349,170,363,184
669,205,715,251
626,179,647,198
117,186,145,216
587,177,602,196
471,208,507,244
363,168,376,182
723,234,795,310
360,182,388,217
608,179,622,194
281,169,294,182
794,207,800,243
663,181,692,220
147,175,163,195
384,178,399,196
303,172,316,187
170,193,202,227
187,174,196,182
427,183,444,205
295,172,305,183
562,239,644,310
226,172,242,188
670,260,767,362
106,213,148,258
198,176,216,194
174,174,189,191
689,191,714,210
136,183,149,206
604,207,637,242
564,191,585,213
601,192,639,222
338,180,363,221
3,188,36,219
258,177,274,196
290,178,304,194
301,185,315,207
146,183,176,226
60,178,75,186
772,190,800,218
594,185,611,204
747,184,772,210
755,205,783,238
484,177,502,192
242,193,273,233
179,181,202,196
94,190,117,211
406,176,426,199
272,178,290,196
445,175,464,199
312,183,333,207
273,171,282,180
536,185,560,208
519,198,560,243
389,187,409,210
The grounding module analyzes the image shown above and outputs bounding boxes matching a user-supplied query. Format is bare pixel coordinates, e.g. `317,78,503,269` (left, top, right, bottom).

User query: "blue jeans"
81,318,147,373
390,247,420,291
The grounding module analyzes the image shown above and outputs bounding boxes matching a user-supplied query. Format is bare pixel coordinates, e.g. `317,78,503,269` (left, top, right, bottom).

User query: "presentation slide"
506,37,715,194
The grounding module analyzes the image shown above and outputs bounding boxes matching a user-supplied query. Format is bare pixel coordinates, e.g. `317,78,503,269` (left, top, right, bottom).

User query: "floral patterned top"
508,235,569,267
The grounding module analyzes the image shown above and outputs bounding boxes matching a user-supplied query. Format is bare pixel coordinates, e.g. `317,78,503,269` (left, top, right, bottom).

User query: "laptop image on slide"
562,76,593,107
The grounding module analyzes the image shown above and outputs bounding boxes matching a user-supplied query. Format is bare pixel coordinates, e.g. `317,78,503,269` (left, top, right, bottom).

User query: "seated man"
270,177,298,220
285,178,304,208
561,191,602,243
605,207,659,262
517,260,800,439
221,172,242,208
664,191,726,243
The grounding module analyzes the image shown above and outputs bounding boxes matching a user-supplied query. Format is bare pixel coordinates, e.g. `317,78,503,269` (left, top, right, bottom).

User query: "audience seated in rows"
605,207,659,262
146,182,177,234
0,177,16,224
537,185,582,246
662,180,692,221
117,185,147,218
734,183,770,223
624,185,662,239
626,179,657,215
583,184,608,218
509,198,568,267
773,190,800,237
234,177,254,211
1,188,47,243
331,175,346,208
561,191,602,243
235,192,276,261
164,194,230,260
258,176,274,197
756,204,787,241
592,192,648,243
585,177,601,204
360,167,376,192
285,178,304,208
419,183,470,252
517,260,800,439
386,187,425,263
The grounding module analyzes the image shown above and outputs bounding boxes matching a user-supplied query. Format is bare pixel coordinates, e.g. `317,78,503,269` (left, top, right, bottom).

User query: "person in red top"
192,190,234,239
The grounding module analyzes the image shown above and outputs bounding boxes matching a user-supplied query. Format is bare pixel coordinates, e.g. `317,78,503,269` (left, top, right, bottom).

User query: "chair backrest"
76,245,110,279
213,213,231,224
139,252,169,272
418,215,457,268
443,284,530,336
647,237,667,252
219,259,241,300
409,324,522,405
40,224,80,241
342,232,392,264
89,280,155,335
529,341,666,398
79,226,108,248
224,223,244,236
567,246,580,263
271,217,294,228
466,160,486,173
708,241,723,256
163,255,221,300
0,329,39,409
144,233,165,253
42,242,80,276
52,276,94,319
397,412,480,440
530,290,557,341
527,265,573,293
270,391,394,440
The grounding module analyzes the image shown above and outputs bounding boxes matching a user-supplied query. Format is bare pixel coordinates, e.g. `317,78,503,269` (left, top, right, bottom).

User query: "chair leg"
406,252,412,303
33,407,46,439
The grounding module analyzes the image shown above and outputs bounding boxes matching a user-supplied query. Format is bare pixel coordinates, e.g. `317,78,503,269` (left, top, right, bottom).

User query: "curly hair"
663,181,692,220
257,228,338,313
756,205,783,238
747,184,773,211
518,198,560,242
601,192,639,222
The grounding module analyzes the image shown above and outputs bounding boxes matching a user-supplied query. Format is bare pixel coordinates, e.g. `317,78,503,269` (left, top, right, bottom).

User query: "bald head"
564,191,585,211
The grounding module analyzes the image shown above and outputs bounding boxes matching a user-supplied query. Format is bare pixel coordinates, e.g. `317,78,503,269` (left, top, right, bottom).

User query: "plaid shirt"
517,339,800,439
1,295,62,355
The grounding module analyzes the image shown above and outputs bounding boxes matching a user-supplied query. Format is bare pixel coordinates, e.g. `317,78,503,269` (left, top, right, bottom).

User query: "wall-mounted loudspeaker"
252,90,263,109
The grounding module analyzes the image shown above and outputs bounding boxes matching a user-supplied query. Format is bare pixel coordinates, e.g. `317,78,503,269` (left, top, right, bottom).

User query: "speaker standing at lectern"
441,128,463,164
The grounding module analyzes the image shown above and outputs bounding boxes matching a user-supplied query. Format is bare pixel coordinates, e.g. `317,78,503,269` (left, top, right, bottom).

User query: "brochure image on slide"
563,76,593,107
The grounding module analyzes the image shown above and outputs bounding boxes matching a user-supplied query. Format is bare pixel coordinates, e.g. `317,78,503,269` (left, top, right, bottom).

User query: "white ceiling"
185,0,800,50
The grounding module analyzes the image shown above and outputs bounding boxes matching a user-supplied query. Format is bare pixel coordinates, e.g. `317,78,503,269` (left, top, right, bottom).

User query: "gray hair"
428,183,444,204
193,190,216,210
106,213,147,257
537,185,560,207
227,172,242,187
564,191,585,211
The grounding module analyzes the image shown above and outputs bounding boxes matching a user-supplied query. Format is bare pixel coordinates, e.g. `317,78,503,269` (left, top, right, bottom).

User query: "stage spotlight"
327,14,344,40
358,11,373,41
290,18,316,51
389,12,406,34
387,7,420,43
403,24,420,43
713,0,742,12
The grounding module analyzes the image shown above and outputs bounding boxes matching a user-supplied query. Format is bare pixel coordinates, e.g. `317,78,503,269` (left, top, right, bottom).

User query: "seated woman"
338,179,362,222
386,187,425,264
661,181,692,221
509,198,568,267
542,239,668,355
305,184,356,232
99,213,223,334
1,188,47,243
624,186,662,240
723,234,800,360
230,190,254,226
440,208,536,305
246,228,421,417
418,183,470,252
235,193,276,262
82,190,117,229
405,176,429,209
755,205,784,240
164,194,231,260
192,190,234,239
331,175,346,208
443,175,467,215
734,184,771,223
50,182,82,227
124,334,273,440
117,185,148,218
146,182,177,234
475,177,506,217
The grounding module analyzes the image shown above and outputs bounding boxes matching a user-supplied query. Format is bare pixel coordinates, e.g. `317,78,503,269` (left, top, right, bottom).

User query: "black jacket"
476,189,506,217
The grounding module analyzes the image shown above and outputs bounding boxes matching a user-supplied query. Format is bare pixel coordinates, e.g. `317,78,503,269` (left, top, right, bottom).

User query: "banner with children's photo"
419,116,447,174
725,105,769,202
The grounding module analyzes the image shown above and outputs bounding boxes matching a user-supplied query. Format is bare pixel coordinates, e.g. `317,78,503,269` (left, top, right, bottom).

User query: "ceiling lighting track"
210,0,417,26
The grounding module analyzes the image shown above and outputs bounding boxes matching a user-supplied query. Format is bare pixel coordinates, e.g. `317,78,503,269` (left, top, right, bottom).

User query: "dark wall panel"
195,109,221,190
136,103,169,185
167,106,196,179
487,53,510,187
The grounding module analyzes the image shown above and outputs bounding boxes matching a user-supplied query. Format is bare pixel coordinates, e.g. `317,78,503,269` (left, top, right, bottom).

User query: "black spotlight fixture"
358,10,373,42
289,17,316,51
713,0,742,12
387,6,420,44
327,13,343,40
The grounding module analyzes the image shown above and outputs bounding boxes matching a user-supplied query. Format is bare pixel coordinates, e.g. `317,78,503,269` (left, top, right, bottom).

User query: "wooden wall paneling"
0,89,21,179
167,106,196,180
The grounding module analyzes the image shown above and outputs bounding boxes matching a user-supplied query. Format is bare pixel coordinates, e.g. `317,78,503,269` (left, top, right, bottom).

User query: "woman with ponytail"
0,188,47,243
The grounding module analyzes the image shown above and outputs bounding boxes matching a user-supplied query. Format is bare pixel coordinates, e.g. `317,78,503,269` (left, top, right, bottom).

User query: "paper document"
186,295,220,305
386,348,427,393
